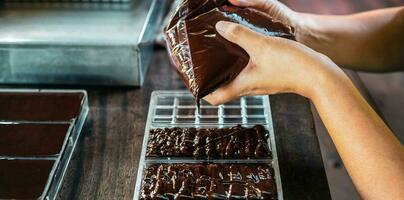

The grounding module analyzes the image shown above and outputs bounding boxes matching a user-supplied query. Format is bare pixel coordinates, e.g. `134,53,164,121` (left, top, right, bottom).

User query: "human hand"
228,0,300,28
204,21,347,105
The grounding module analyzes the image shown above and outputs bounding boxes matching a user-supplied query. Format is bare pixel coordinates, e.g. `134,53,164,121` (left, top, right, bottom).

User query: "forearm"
311,68,404,199
295,7,404,71
210,9,404,198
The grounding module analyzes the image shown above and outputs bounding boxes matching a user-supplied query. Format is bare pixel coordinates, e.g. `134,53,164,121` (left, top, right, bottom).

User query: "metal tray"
134,90,283,199
0,0,167,86
0,89,89,200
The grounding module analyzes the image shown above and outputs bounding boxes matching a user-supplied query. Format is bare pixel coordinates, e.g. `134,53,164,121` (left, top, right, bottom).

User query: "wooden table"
57,50,330,200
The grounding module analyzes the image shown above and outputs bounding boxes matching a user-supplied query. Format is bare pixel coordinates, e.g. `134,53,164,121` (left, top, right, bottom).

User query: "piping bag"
164,0,295,110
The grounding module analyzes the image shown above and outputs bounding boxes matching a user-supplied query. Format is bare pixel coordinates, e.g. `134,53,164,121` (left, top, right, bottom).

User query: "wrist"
309,62,353,104
293,13,323,48
292,12,310,43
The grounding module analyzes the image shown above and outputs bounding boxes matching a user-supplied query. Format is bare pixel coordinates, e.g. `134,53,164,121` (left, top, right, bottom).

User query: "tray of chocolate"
0,89,89,200
134,91,282,199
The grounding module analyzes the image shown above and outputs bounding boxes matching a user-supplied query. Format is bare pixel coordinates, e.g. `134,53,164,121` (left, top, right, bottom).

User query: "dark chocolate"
165,0,295,99
146,125,271,159
0,159,54,199
0,123,70,156
140,163,277,200
0,92,84,121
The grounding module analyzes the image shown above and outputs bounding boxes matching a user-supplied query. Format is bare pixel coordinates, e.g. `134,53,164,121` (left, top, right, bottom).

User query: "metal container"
0,0,167,86
134,90,283,199
0,89,89,200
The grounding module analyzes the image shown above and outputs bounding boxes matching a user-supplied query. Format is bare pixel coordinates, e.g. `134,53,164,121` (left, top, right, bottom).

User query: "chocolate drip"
146,125,271,159
196,98,201,116
140,164,277,200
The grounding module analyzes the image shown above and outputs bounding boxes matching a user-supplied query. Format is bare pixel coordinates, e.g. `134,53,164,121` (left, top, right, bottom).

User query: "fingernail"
234,0,250,6
215,21,231,35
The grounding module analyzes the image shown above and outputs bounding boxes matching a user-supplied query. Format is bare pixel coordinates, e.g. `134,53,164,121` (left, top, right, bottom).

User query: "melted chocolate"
146,125,271,159
0,123,70,156
140,163,277,200
165,0,295,99
0,92,84,121
0,160,54,199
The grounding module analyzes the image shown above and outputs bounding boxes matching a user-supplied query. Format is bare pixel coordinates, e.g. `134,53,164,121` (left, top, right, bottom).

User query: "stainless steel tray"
0,89,89,200
0,0,167,86
134,90,283,199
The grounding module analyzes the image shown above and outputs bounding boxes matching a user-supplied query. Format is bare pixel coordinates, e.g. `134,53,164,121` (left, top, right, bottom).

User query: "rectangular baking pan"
0,0,167,86
134,90,283,199
0,89,89,200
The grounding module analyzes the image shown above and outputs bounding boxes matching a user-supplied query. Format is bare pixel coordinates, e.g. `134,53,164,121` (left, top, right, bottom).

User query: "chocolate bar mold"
0,89,89,200
151,92,269,126
134,90,283,200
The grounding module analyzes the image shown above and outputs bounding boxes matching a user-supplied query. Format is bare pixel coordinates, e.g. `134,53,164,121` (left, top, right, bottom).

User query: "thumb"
203,62,252,105
215,21,265,56
203,77,241,106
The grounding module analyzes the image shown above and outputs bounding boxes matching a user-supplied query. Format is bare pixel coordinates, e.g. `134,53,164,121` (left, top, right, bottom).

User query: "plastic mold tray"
134,90,283,200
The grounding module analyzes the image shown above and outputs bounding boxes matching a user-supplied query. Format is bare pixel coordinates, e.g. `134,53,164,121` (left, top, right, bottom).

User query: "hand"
228,0,302,33
204,21,347,105
229,1,404,71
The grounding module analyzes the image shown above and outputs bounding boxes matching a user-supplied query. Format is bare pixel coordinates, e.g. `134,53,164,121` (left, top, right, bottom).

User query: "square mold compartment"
0,159,55,200
0,123,71,157
134,91,283,200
